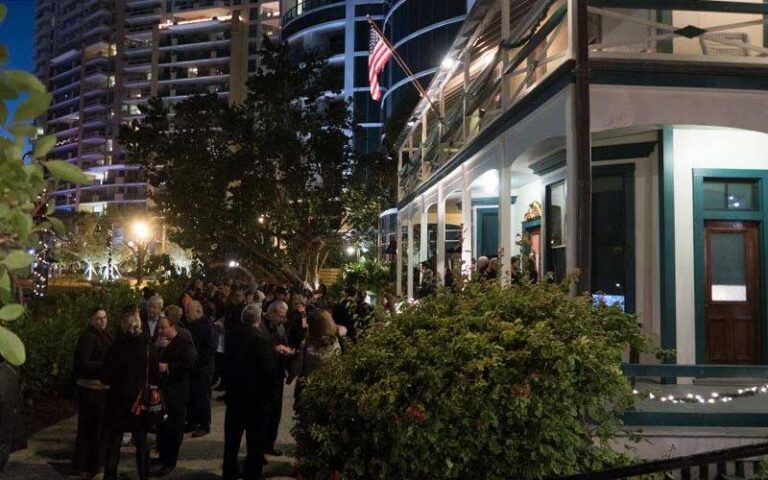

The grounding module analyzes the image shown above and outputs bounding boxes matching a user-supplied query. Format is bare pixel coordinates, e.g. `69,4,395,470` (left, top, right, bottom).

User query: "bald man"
184,300,217,437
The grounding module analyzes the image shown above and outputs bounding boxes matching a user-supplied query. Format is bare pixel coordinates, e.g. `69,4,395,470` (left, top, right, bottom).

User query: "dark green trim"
591,59,768,91
397,60,575,210
593,142,657,162
692,168,768,364
659,129,677,365
471,196,516,207
590,0,768,14
623,412,768,427
476,207,499,258
530,150,566,176
593,164,636,313
656,9,673,54
622,362,768,377
522,218,542,230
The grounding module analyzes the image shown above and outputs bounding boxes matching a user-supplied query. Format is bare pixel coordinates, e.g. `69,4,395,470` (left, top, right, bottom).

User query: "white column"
499,139,513,285
407,215,415,299
437,183,446,282
500,0,511,108
461,166,473,276
396,213,403,297
565,86,579,276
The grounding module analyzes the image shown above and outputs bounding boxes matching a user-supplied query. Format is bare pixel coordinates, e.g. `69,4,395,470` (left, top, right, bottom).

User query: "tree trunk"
306,239,324,289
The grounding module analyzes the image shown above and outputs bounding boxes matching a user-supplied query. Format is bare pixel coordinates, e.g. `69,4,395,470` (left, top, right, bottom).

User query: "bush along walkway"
4,384,298,480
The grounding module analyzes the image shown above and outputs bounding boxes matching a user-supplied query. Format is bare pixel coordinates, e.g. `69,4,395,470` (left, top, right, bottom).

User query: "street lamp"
127,219,153,286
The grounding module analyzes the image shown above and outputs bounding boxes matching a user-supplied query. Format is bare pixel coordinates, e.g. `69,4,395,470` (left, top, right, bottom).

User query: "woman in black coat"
101,305,157,480
73,306,114,478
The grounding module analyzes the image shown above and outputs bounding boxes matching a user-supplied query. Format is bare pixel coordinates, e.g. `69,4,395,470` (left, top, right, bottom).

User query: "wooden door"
704,221,762,364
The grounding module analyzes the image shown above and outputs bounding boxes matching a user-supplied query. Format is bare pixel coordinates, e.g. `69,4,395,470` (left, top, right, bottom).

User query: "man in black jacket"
154,313,197,477
73,306,114,478
222,304,279,480
184,300,217,437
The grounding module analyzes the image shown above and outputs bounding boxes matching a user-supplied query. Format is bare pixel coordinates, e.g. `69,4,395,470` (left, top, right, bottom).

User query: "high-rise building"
280,0,388,154
35,0,280,213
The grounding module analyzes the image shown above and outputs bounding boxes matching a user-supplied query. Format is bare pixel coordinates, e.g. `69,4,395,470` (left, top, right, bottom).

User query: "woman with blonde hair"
289,309,341,402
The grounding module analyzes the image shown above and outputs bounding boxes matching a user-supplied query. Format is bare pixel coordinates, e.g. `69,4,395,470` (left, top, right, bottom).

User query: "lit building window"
188,67,198,77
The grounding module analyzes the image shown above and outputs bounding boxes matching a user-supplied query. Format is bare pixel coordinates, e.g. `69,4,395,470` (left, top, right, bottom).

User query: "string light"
632,384,767,406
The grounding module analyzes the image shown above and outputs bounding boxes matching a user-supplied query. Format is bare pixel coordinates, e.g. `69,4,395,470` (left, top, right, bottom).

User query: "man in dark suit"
222,304,279,480
141,294,164,345
183,300,217,437
154,312,197,477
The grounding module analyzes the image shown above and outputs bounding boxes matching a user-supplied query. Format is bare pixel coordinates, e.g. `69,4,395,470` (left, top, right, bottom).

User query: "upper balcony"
396,0,768,201
282,0,345,39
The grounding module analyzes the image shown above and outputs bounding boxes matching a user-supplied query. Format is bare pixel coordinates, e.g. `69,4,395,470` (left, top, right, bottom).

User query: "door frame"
693,169,768,364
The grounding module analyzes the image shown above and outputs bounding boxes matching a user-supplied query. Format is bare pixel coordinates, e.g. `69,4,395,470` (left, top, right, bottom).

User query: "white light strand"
632,385,767,406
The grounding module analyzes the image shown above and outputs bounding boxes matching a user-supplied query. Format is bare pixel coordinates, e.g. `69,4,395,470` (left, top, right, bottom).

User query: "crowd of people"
71,279,376,480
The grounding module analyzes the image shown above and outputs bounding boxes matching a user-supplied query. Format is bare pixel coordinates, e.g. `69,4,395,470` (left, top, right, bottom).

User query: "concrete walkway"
4,385,298,480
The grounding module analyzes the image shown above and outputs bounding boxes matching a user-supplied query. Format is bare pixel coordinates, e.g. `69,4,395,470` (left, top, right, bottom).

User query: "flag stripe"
368,26,392,102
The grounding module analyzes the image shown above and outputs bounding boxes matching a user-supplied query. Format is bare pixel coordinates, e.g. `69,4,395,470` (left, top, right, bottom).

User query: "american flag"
368,25,392,102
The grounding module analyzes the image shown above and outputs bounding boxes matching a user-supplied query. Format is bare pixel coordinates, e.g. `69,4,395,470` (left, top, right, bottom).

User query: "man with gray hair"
184,300,217,437
263,300,291,457
142,294,164,345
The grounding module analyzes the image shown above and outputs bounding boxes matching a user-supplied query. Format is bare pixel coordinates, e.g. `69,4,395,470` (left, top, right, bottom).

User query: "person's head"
141,286,155,300
90,306,108,331
164,305,183,325
266,300,288,324
382,293,396,313
489,258,499,272
219,284,231,297
230,291,245,307
194,278,204,290
274,286,289,302
157,315,178,341
307,309,337,345
241,303,262,326
477,256,490,271
511,256,520,271
344,286,358,299
245,284,258,303
184,300,204,322
292,294,306,311
120,304,142,338
420,260,433,272
148,294,164,319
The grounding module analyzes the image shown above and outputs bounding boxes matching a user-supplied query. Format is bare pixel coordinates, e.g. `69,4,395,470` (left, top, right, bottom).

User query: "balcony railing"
283,0,343,24
587,0,768,64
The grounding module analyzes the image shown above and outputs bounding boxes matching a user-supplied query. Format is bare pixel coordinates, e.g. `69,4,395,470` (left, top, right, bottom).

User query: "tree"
0,2,90,366
122,40,369,285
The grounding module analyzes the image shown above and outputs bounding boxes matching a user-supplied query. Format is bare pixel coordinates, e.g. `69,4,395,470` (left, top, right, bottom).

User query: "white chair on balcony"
700,32,749,57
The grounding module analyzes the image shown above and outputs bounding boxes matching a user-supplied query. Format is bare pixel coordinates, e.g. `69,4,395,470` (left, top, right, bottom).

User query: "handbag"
131,345,167,428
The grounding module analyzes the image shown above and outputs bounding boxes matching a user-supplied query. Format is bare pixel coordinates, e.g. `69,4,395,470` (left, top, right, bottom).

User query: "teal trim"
593,142,657,162
476,207,499,258
623,412,768,427
622,363,768,377
659,129,677,366
522,218,542,230
656,9,673,53
692,168,768,364
472,196,516,207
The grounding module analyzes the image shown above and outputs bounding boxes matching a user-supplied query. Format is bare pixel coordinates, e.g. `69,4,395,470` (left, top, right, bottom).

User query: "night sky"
1,0,37,123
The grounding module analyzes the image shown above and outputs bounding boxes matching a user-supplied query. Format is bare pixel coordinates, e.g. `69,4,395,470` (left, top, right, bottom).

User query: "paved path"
4,385,298,480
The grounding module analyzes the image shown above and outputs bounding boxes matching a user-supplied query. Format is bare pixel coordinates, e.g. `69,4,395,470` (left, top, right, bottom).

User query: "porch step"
613,427,768,461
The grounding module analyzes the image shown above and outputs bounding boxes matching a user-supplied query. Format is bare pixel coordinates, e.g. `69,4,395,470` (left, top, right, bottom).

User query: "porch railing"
552,441,768,480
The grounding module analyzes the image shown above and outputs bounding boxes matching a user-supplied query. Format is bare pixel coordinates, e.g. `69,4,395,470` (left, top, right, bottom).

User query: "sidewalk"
4,384,298,480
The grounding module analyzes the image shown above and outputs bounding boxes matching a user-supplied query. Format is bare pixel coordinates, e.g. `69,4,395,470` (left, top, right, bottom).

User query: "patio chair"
700,32,749,57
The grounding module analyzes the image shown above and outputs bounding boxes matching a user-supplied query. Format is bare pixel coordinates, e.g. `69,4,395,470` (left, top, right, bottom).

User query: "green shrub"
294,281,646,480
13,283,138,398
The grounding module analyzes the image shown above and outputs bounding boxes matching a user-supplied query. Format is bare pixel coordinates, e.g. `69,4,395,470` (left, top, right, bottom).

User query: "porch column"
566,0,592,293
461,166,473,276
420,196,429,278
499,140,513,285
407,215,415,299
437,183,447,283
396,213,404,297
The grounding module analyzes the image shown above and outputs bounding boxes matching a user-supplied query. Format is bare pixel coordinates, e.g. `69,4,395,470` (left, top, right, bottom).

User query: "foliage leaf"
0,325,26,366
0,4,7,23
48,216,67,238
44,160,90,184
3,70,46,93
1,250,35,270
0,304,25,321
33,134,56,159
13,91,52,122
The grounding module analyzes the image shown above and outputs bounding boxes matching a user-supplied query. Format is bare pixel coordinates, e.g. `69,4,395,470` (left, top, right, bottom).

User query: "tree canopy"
122,40,395,284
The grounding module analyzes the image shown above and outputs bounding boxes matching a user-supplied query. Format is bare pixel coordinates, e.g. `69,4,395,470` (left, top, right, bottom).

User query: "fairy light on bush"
632,385,768,406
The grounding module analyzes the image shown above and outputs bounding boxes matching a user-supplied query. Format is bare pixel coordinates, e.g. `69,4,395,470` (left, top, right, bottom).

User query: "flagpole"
367,16,442,121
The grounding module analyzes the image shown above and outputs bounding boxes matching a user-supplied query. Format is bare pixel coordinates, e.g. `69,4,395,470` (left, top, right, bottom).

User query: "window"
546,181,566,282
703,179,758,211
